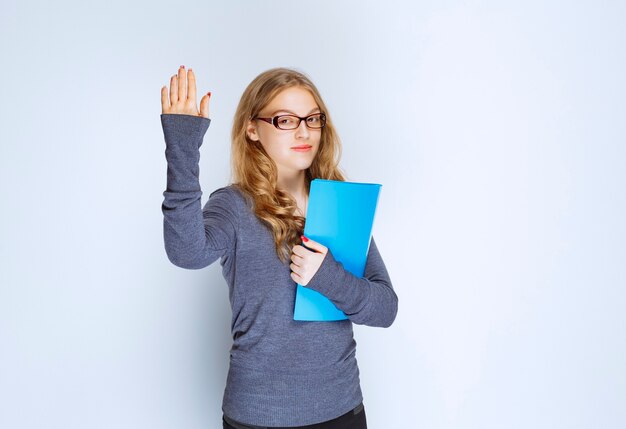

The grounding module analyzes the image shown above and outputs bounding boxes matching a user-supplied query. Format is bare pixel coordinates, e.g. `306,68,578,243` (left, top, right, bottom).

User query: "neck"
277,170,308,200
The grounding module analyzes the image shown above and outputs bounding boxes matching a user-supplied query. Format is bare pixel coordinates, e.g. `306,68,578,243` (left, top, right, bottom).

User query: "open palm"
161,65,211,118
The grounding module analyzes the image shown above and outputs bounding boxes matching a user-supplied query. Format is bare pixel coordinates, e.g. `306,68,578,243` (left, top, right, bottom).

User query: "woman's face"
247,87,322,177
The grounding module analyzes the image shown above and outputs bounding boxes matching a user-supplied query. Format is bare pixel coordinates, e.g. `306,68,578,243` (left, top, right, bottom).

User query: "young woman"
159,65,398,429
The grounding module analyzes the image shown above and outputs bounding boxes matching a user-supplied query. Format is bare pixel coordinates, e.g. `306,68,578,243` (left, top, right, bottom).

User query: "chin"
298,163,313,170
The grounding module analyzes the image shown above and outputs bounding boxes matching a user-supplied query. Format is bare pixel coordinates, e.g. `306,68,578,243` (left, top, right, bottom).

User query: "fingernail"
301,235,309,242
207,92,211,97
180,65,185,68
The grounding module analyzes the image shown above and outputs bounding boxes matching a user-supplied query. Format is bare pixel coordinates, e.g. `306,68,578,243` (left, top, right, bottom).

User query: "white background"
1,1,624,428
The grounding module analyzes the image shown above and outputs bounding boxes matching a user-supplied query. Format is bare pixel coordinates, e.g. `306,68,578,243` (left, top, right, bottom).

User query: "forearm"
305,237,399,327
161,114,236,269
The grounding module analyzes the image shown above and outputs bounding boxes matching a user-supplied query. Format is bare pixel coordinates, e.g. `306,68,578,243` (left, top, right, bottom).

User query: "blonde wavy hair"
228,67,348,264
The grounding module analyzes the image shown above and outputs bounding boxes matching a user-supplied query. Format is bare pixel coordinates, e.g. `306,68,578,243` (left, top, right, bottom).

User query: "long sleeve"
304,236,399,328
160,113,238,269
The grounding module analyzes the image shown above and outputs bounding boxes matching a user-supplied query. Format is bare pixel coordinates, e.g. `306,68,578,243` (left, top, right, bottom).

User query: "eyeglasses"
252,113,326,130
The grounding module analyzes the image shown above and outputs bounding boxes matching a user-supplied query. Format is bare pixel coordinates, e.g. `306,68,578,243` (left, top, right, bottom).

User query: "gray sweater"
160,113,399,426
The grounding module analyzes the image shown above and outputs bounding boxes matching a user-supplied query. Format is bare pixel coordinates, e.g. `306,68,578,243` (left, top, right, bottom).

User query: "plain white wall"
1,0,624,428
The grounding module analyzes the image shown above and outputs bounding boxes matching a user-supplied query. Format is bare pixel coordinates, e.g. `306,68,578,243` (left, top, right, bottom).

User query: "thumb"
301,235,327,254
199,92,211,118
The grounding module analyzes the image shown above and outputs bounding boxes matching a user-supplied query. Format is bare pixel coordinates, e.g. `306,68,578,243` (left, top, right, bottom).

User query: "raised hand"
161,65,211,118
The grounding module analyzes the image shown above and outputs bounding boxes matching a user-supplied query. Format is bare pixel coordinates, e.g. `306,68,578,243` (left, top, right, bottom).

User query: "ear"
246,119,260,142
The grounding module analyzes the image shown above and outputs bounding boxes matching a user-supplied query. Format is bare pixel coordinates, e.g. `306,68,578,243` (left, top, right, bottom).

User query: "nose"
294,118,310,138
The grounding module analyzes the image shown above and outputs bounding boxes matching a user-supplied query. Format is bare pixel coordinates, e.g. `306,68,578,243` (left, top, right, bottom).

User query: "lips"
291,145,312,149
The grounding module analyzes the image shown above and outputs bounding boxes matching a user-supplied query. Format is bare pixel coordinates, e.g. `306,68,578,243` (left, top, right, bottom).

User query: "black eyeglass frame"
252,113,327,130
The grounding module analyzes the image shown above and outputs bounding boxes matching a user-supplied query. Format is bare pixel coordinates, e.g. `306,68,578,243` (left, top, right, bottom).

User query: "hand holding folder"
293,179,382,321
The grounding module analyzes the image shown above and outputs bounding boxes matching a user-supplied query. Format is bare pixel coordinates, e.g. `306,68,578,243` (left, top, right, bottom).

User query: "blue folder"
293,179,382,321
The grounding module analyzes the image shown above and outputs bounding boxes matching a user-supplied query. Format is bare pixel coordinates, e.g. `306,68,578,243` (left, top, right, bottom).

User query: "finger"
161,86,170,112
290,252,303,265
170,74,178,104
301,235,326,253
290,263,302,277
289,263,300,276
178,65,187,102
292,245,306,257
187,68,196,102
199,92,211,119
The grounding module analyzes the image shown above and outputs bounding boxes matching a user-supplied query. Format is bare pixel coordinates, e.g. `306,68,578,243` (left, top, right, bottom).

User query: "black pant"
222,402,367,429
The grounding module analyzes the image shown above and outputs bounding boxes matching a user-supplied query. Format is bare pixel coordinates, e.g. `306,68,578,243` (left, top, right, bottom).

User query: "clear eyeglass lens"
277,114,324,129
306,114,322,128
277,116,298,129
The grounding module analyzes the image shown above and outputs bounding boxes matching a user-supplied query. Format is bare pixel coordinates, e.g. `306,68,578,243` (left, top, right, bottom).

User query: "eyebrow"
270,107,321,116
